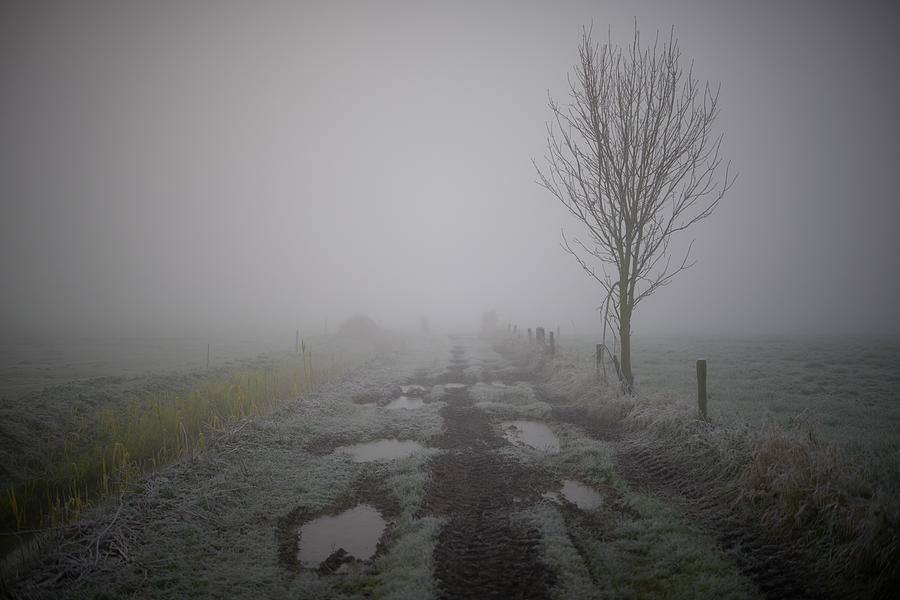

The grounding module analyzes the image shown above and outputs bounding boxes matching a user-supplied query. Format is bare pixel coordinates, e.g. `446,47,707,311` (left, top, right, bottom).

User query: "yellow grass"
1,344,348,538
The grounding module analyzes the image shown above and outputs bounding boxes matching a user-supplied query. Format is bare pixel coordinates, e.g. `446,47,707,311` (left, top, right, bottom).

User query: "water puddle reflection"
385,396,425,410
297,505,386,568
549,480,603,510
334,439,424,462
501,421,560,453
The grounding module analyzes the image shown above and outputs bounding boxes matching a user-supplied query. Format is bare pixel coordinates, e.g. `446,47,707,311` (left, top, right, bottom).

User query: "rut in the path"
551,404,833,599
419,346,556,600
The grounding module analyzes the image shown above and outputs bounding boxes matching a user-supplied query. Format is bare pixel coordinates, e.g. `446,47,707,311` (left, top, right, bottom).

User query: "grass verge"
524,336,900,599
1,339,364,557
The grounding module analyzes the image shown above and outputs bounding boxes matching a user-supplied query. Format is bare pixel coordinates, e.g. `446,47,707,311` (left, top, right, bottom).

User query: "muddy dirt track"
3,336,842,599
419,346,556,599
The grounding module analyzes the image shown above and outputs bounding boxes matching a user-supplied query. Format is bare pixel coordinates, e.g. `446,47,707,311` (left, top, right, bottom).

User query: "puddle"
334,439,425,462
400,384,428,395
297,504,386,568
543,480,603,510
385,396,425,410
501,421,560,453
443,383,467,389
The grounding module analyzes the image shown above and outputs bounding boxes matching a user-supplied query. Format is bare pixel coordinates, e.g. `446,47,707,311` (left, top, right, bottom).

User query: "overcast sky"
2,0,898,339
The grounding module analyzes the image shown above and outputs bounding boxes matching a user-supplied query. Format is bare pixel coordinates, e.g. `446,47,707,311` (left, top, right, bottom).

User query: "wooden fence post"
697,359,708,420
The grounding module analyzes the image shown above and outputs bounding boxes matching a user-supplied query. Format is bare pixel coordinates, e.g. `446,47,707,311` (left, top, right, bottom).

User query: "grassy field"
566,333,900,449
4,335,766,599
3,331,898,597
546,333,900,597
0,334,373,553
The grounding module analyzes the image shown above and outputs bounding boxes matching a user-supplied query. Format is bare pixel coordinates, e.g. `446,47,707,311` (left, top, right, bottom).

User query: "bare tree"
536,24,735,391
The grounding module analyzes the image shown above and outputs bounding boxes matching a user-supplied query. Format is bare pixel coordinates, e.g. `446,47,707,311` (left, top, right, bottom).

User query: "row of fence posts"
506,323,556,354
594,343,709,421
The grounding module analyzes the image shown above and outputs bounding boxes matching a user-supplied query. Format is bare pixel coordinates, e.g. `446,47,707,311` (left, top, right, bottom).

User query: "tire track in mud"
613,443,829,600
531,362,836,599
418,345,556,600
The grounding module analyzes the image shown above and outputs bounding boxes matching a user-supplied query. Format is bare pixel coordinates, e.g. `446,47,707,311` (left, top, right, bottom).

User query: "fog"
2,0,899,341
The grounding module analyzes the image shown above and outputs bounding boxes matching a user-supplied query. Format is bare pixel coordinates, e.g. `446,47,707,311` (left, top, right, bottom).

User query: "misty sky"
2,0,899,339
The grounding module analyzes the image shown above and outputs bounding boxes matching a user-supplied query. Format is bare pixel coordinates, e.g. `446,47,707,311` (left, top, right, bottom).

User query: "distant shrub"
338,315,381,340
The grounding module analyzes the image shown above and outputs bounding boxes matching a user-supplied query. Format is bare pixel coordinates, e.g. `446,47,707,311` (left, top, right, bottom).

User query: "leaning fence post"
697,359,708,420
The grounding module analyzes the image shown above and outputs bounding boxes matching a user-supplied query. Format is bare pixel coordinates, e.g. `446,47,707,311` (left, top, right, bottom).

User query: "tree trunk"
619,309,634,394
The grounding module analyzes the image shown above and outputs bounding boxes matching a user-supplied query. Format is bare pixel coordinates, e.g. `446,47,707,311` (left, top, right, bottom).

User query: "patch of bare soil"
417,347,557,599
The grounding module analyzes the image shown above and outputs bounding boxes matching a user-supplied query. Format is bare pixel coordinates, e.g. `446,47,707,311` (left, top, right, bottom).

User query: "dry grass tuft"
734,412,900,596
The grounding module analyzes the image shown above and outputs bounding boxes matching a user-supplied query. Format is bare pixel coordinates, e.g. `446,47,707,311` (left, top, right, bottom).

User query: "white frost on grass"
284,453,360,513
380,451,441,519
471,381,552,420
514,504,599,600
371,516,444,600
469,381,536,404
536,423,617,490
477,399,551,420
464,338,505,364
462,364,484,381
428,384,447,402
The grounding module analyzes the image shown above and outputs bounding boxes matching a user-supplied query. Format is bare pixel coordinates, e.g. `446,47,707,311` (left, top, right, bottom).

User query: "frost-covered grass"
508,418,756,600
516,504,598,600
522,498,760,600
540,336,900,598
0,341,364,549
566,334,900,448
470,381,552,420
2,335,453,598
591,493,759,599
